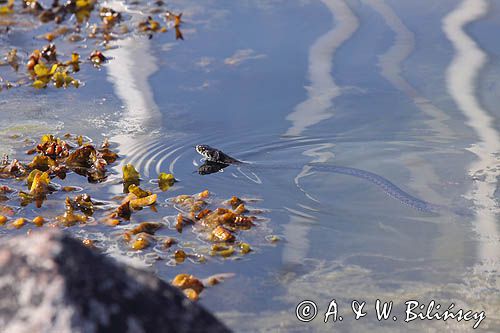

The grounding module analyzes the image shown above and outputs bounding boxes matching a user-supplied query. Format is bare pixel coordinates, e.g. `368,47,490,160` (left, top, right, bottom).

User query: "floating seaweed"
32,215,44,226
128,184,151,198
56,197,88,226
172,273,203,301
1,1,185,91
122,163,140,185
167,191,264,259
158,172,175,191
1,48,19,71
0,134,271,304
138,16,165,34
28,48,81,89
0,0,14,15
89,50,107,66
99,7,121,28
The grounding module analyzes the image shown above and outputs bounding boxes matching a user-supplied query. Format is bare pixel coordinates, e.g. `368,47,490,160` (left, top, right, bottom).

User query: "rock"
0,229,230,333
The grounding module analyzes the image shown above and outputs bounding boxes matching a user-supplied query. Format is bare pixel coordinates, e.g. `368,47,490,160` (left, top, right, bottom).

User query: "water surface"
1,0,499,331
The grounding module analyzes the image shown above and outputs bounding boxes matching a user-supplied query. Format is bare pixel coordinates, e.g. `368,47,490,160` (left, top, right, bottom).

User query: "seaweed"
129,222,162,235
56,197,88,226
3,48,19,71
129,193,157,210
68,193,94,216
0,158,28,178
99,7,121,27
28,170,50,207
1,0,185,91
122,163,140,184
158,172,175,191
66,145,109,182
89,50,107,66
211,225,235,242
131,232,151,250
138,16,164,33
0,134,271,304
32,215,45,226
0,0,14,15
28,155,57,171
128,184,151,198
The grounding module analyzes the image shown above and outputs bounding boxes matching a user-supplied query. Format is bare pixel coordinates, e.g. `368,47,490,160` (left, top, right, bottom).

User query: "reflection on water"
106,37,161,133
104,0,162,145
285,0,358,137
98,0,499,330
365,0,467,283
2,0,499,331
365,0,454,142
197,161,229,175
281,0,357,269
443,0,500,276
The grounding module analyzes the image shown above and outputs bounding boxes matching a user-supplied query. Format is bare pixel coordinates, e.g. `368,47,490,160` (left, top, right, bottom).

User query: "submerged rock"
0,230,230,333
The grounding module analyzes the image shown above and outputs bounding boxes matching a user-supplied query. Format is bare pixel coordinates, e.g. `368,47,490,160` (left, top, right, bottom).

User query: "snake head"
195,145,218,162
195,144,210,157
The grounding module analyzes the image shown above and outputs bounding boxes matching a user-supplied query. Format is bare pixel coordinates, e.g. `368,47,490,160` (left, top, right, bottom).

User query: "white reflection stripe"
443,0,500,269
285,0,359,137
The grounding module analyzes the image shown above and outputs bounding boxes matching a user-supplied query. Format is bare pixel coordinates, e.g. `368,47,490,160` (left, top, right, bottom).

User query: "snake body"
195,145,442,213
307,163,440,212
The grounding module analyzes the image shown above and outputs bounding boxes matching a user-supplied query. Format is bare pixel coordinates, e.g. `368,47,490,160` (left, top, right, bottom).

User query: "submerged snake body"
195,145,441,213
308,163,440,212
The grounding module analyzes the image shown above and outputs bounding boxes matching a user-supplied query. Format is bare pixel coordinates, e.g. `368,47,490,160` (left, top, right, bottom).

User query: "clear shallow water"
1,0,500,331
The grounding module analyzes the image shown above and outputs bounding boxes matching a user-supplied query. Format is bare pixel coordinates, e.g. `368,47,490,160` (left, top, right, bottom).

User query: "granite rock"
0,229,230,333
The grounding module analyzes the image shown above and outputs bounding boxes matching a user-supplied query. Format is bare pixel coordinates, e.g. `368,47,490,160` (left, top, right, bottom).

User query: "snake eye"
196,145,210,154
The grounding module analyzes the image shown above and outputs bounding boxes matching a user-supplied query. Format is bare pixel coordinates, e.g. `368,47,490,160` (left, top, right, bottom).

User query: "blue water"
1,0,499,331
